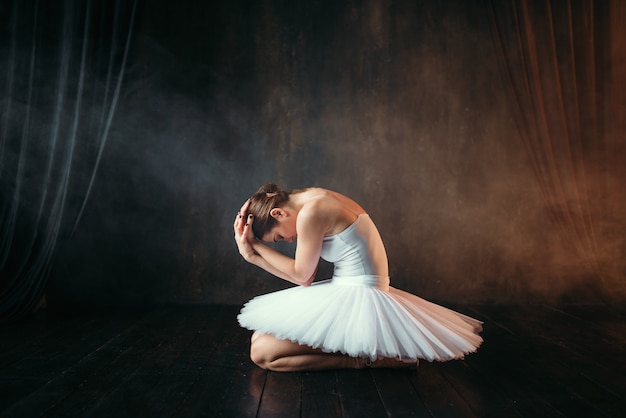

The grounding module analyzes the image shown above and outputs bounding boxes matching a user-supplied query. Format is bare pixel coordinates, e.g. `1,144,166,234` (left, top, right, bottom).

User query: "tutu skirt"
238,276,483,362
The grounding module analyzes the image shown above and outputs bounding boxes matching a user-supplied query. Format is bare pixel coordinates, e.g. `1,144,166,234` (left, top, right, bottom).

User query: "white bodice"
320,214,389,286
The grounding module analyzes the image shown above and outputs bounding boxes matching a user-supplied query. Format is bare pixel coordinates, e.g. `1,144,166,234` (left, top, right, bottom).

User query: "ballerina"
234,183,483,372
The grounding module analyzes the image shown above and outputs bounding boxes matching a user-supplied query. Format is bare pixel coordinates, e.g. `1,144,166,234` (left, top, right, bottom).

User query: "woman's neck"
285,193,306,212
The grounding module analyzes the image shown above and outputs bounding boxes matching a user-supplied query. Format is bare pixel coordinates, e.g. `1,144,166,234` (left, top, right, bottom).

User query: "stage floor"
1,303,625,417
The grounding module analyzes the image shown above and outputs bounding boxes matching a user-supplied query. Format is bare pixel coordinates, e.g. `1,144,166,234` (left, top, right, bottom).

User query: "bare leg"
250,332,417,372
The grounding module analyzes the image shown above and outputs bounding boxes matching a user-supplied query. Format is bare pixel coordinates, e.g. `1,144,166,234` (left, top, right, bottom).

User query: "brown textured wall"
47,0,626,310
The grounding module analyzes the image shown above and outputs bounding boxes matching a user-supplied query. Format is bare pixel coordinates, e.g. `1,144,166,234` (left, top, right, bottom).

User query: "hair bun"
257,183,281,194
248,183,290,239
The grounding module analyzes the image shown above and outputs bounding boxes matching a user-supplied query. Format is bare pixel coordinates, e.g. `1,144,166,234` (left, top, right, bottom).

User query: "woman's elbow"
291,264,317,287
292,272,315,287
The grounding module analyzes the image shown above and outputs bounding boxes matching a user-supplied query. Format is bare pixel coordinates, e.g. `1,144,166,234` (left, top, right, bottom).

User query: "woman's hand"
233,199,257,262
232,198,320,286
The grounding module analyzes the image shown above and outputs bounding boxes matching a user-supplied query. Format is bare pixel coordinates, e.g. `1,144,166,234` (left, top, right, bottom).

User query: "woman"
234,184,483,372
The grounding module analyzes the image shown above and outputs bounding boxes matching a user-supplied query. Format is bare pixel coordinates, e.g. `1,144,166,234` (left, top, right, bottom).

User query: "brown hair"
247,183,290,239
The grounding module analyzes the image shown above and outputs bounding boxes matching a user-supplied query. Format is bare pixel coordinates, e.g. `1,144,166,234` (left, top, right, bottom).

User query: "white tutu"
238,277,483,362
237,214,483,362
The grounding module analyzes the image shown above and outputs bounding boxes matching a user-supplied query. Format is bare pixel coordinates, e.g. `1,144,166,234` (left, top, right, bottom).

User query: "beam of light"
0,0,42,316
72,0,137,234
0,1,20,270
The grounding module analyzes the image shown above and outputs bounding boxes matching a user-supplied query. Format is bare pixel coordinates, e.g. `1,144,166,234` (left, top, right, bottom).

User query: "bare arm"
248,242,318,285
233,201,326,286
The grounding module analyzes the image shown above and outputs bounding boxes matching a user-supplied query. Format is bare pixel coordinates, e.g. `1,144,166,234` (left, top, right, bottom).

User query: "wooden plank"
370,368,430,416
0,315,102,373
81,306,222,417
171,349,248,417
499,305,625,416
546,305,626,416
256,372,301,418
217,354,267,418
170,310,253,417
2,304,625,417
0,310,159,414
335,369,388,418
149,306,251,416
408,361,477,418
470,305,614,417
0,314,69,361
535,304,626,370
36,307,188,416
300,371,344,418
540,304,626,378
434,359,524,418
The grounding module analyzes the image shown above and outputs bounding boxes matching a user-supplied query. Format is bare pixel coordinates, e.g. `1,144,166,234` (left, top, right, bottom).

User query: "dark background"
2,0,625,314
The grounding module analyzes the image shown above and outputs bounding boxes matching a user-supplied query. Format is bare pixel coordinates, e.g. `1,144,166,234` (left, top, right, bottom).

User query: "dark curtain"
0,0,137,321
491,0,626,293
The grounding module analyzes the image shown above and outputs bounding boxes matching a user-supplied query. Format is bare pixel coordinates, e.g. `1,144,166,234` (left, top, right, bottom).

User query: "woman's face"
262,215,297,243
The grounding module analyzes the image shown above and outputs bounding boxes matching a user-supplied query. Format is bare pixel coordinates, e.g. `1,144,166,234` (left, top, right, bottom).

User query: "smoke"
5,0,624,311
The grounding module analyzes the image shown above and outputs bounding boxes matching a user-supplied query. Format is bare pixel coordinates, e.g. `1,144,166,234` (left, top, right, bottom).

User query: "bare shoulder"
297,188,365,235
298,194,338,223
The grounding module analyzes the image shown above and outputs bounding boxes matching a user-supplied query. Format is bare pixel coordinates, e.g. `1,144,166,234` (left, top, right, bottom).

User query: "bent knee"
250,333,274,369
251,331,263,344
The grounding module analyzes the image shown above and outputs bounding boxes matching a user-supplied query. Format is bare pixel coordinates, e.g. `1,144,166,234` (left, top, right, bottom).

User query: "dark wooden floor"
1,303,625,418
